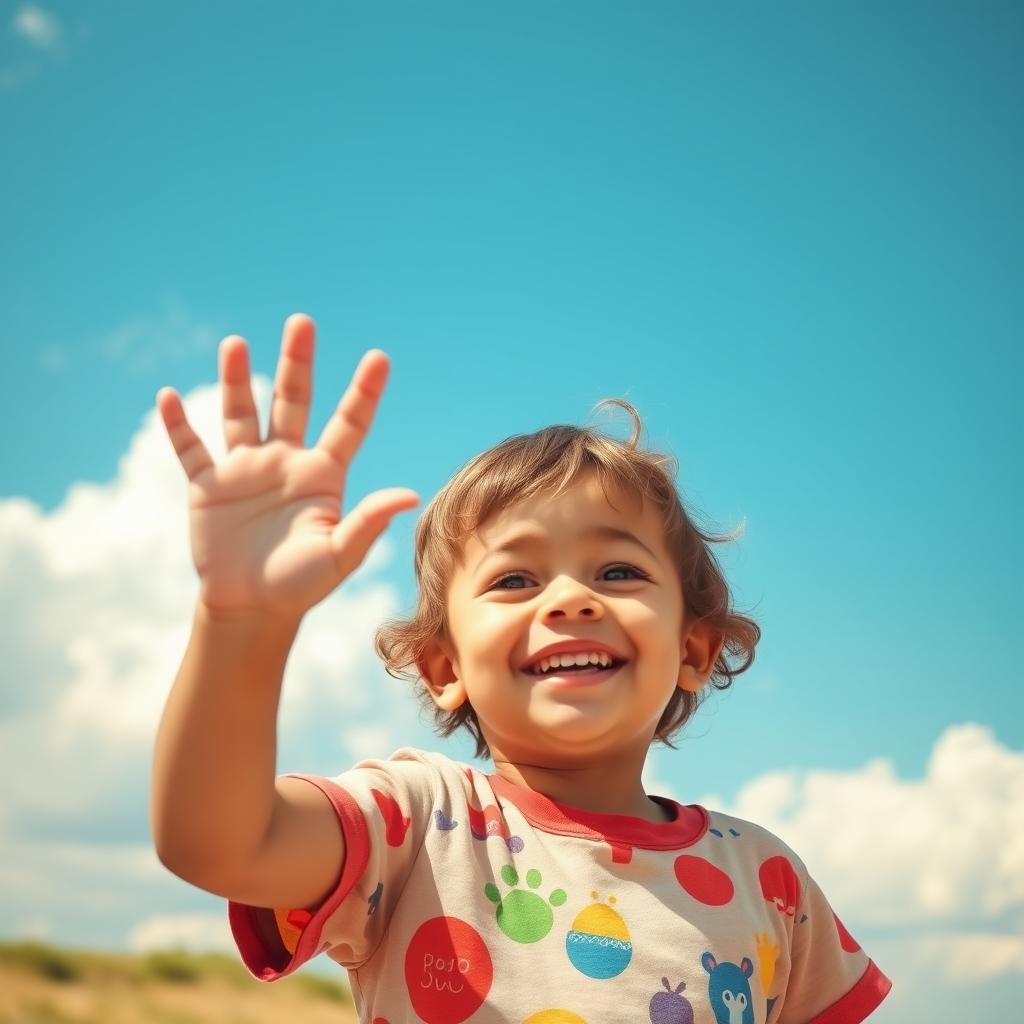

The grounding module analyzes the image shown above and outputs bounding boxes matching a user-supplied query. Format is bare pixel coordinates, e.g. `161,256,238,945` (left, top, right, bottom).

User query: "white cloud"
343,724,397,763
0,838,164,916
0,371,411,832
698,724,1024,1010
12,4,63,52
97,298,222,373
37,300,224,375
1,4,68,90
927,931,1024,982
39,345,70,372
0,62,36,90
128,913,234,953
642,751,681,804
705,723,1024,932
15,916,52,940
0,361,426,950
0,55,39,91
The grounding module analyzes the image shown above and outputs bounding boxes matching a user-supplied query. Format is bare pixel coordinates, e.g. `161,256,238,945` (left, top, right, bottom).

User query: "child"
152,313,892,1023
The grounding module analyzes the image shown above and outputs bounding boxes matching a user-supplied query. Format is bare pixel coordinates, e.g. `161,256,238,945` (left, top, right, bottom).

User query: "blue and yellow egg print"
522,1013,588,1024
565,891,632,979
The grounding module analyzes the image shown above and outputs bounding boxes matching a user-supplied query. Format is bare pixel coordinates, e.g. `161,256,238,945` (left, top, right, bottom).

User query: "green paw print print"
484,865,567,943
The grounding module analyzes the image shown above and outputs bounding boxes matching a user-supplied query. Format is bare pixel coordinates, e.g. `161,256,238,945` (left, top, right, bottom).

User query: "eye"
488,563,650,591
489,571,534,590
602,563,650,582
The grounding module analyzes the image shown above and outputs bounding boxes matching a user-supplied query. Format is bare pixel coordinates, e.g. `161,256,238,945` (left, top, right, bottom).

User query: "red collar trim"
488,773,709,850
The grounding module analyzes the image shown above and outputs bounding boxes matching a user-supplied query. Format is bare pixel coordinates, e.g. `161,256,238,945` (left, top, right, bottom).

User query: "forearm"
150,601,302,883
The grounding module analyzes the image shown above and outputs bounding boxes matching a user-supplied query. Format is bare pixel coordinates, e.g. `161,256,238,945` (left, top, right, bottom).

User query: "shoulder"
327,747,483,802
701,807,811,880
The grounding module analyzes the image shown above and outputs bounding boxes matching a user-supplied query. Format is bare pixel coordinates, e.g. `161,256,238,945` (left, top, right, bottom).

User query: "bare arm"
149,314,418,912
151,602,344,910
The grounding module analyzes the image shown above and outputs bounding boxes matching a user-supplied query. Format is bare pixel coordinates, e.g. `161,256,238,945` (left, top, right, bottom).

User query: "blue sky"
1,2,1021,1019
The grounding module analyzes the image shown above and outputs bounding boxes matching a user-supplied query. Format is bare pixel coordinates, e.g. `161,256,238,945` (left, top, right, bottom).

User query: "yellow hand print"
754,931,780,993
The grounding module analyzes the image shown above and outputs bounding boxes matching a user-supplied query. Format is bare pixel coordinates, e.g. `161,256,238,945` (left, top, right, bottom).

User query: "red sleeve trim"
809,959,892,1024
228,774,370,981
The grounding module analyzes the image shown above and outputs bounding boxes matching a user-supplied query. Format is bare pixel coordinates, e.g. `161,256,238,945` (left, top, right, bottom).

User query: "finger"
315,349,390,469
329,487,420,582
267,313,315,446
156,387,215,481
220,335,261,450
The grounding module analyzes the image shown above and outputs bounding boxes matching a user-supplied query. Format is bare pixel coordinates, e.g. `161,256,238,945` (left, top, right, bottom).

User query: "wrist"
194,599,303,640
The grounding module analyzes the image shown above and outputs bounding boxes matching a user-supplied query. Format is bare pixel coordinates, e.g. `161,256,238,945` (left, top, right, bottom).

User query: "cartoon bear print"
701,951,754,1024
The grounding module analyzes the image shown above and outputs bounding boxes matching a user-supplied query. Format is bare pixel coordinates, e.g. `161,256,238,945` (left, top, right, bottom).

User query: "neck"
489,744,671,823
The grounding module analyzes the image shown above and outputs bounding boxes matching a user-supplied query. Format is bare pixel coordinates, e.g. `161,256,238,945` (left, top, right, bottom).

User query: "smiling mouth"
521,662,627,686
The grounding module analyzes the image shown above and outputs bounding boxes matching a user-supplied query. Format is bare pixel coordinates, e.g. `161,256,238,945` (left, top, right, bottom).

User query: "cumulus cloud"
642,752,681,804
702,721,1024,1004
0,837,165,930
128,913,235,954
704,722,1024,933
12,4,63,52
0,372,418,841
97,299,224,373
39,299,224,375
925,931,1024,982
343,724,401,764
2,4,72,91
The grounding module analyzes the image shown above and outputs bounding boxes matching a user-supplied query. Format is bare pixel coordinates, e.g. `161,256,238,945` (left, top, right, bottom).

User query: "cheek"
629,604,679,640
460,616,520,671
476,603,528,639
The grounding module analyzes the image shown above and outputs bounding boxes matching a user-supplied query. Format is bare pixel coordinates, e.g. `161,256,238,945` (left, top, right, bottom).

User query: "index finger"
314,349,390,468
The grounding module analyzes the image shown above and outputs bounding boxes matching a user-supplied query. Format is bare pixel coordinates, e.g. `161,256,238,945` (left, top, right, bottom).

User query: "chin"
528,715,629,752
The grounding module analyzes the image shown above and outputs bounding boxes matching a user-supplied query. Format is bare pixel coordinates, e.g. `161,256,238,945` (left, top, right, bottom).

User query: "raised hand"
156,313,419,620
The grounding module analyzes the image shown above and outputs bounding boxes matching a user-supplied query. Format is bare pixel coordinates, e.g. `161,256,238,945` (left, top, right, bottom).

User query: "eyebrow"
473,524,659,573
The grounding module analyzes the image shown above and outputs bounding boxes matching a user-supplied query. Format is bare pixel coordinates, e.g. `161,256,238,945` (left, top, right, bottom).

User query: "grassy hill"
0,941,357,1024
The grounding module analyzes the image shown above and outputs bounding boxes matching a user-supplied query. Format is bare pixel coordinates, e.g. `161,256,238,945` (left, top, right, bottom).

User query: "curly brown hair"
374,399,760,759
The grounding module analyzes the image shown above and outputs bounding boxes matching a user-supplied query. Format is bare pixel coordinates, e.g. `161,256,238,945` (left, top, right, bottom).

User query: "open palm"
156,314,419,620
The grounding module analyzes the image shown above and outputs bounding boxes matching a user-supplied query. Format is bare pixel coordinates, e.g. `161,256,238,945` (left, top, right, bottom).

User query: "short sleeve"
776,871,892,1024
228,750,439,980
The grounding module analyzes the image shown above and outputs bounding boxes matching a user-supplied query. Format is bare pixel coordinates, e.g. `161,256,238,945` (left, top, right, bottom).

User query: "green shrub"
1,942,80,983
289,971,351,1004
187,951,253,988
141,949,200,984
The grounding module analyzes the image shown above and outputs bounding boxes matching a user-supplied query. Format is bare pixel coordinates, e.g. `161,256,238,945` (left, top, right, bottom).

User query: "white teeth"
529,651,614,674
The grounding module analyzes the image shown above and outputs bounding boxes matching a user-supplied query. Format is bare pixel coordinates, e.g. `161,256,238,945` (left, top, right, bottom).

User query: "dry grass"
0,942,357,1024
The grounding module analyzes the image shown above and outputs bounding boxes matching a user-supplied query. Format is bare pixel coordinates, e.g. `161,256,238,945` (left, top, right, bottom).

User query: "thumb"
330,487,420,582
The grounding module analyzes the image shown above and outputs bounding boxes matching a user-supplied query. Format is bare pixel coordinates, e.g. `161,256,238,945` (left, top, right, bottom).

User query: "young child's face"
424,470,713,766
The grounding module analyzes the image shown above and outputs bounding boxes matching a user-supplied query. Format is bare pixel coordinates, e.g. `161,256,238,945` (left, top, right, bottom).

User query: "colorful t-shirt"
229,748,891,1024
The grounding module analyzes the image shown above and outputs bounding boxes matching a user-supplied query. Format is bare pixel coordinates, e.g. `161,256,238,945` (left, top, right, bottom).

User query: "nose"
539,577,604,620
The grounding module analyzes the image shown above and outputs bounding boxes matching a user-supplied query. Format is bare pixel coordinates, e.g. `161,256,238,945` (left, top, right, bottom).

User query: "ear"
678,619,726,694
417,636,468,712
